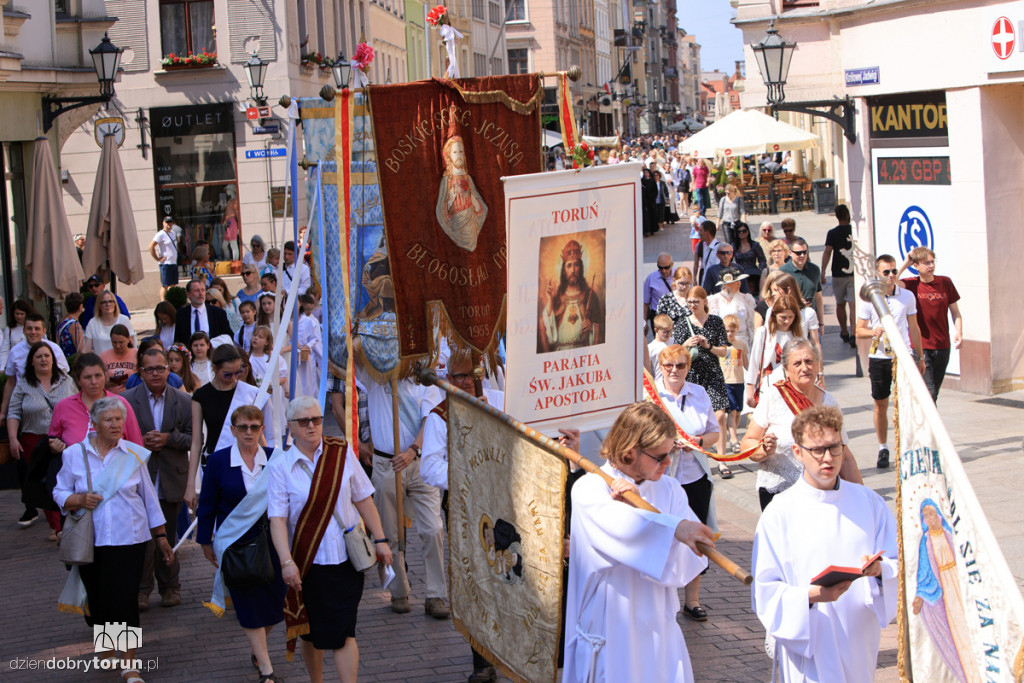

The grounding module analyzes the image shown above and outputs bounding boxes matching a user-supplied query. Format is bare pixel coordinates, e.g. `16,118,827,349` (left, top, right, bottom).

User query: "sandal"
718,464,734,480
682,604,708,622
121,668,145,683
258,674,283,683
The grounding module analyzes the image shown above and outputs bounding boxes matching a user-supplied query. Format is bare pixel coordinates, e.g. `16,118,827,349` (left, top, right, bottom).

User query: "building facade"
736,0,1023,394
677,29,702,117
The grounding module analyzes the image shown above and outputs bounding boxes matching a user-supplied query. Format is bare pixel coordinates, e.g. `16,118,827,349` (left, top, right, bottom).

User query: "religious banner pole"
415,364,752,585
392,378,407,556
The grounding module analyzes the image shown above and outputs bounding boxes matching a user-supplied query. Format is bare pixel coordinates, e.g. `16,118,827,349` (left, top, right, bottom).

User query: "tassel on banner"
557,72,579,152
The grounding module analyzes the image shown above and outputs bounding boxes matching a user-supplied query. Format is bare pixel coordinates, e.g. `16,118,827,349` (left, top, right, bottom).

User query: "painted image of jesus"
436,136,488,252
538,231,606,353
912,499,981,683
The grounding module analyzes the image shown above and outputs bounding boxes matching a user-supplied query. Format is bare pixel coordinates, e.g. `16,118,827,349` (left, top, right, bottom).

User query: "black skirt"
79,542,148,629
300,561,364,650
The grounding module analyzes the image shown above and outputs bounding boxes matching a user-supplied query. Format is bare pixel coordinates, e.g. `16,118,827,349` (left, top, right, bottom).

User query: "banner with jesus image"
504,163,643,433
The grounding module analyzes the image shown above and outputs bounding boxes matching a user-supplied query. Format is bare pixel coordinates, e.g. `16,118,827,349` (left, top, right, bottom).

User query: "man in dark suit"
174,278,232,345
124,347,193,610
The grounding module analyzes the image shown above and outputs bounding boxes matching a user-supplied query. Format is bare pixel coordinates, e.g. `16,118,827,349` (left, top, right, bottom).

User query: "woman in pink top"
49,353,144,450
692,159,711,215
100,324,137,395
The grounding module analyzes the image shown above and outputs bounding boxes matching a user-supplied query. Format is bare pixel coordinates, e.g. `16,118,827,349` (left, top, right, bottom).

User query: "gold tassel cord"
435,78,544,116
893,356,911,683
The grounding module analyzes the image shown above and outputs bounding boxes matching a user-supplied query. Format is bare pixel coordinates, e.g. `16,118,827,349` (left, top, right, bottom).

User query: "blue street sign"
845,67,879,87
245,147,286,159
253,125,280,134
898,205,933,274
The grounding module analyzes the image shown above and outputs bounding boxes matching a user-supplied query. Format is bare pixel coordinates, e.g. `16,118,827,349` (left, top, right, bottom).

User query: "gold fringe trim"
57,603,85,615
453,617,537,683
893,356,911,683
432,77,543,115
425,298,505,375
1013,637,1024,681
202,601,225,618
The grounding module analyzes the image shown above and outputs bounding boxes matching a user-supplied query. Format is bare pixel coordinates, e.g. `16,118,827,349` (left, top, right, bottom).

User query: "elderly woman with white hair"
53,396,173,683
268,396,392,682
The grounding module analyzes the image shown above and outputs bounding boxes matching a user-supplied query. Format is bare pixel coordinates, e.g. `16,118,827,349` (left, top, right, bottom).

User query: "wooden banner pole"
392,378,406,555
415,364,752,586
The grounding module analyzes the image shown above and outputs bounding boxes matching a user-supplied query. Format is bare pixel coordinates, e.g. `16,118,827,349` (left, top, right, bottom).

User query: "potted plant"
162,50,219,70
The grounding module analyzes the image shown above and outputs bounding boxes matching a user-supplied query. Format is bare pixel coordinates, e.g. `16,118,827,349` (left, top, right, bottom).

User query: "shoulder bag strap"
81,443,93,494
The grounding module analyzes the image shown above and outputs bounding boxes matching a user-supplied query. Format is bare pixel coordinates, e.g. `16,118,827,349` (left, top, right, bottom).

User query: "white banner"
503,163,643,433
895,349,1024,681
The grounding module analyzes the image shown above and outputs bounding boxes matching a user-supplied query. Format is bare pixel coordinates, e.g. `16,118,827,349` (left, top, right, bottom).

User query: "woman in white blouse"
52,397,173,683
268,397,392,682
82,291,136,355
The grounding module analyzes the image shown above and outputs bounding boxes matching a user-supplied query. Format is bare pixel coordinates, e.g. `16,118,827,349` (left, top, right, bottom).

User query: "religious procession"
4,2,1024,683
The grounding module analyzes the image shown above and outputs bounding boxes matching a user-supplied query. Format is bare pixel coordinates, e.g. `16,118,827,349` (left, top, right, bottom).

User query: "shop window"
159,0,215,60
508,48,528,74
151,103,241,263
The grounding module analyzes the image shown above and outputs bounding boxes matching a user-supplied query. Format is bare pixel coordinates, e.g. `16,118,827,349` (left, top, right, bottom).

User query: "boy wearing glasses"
897,247,962,402
856,255,925,469
752,405,897,683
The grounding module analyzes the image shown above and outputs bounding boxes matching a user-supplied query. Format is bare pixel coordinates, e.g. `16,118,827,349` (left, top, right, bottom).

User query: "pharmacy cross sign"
992,16,1015,60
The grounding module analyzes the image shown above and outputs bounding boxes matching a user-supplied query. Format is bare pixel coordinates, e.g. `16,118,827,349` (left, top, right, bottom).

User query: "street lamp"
331,52,352,89
42,33,123,132
244,52,269,106
750,19,857,143
750,20,794,107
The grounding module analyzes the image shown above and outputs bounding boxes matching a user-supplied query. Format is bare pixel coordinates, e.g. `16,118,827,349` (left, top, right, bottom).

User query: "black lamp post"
751,19,857,143
244,52,269,106
42,33,122,132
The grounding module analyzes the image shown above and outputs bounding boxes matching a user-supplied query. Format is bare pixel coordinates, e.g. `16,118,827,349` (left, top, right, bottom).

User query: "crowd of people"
0,136,967,682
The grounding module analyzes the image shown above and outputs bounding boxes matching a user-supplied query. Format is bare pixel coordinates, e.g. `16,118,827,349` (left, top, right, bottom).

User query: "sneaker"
876,448,890,469
424,597,451,619
18,509,38,528
390,597,411,614
468,666,497,683
48,529,58,542
160,589,181,607
138,594,150,612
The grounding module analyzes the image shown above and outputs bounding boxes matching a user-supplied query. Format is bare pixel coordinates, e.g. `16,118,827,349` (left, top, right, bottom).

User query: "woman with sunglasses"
243,234,268,273
563,401,713,683
184,344,263,511
268,396,392,682
235,265,263,308
654,266,694,339
731,221,767,294
82,291,136,355
653,345,720,623
198,405,286,683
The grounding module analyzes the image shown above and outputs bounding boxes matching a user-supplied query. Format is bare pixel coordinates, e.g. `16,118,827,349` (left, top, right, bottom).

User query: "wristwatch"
410,444,422,458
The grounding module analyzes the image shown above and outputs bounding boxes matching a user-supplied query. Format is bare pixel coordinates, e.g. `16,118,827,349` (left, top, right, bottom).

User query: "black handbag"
221,515,274,590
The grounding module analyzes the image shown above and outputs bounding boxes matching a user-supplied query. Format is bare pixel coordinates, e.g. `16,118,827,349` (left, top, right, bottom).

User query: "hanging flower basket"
161,51,218,69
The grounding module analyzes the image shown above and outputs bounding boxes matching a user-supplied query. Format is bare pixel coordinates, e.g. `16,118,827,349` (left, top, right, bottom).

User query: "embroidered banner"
894,360,1024,681
447,394,565,683
369,76,544,360
503,163,643,433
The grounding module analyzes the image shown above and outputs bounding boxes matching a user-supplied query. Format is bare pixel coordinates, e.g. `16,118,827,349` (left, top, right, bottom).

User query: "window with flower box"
159,0,216,65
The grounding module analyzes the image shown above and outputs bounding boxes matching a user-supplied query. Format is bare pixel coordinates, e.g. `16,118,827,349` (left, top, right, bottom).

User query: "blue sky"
677,0,745,75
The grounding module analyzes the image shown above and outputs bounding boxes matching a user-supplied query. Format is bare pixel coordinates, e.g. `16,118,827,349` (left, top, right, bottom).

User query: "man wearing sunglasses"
124,347,193,610
780,237,825,337
642,253,675,331
856,255,925,469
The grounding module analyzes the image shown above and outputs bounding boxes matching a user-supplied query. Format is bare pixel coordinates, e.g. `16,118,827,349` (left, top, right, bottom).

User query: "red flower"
587,149,595,160
168,53,175,59
353,42,375,69
572,160,580,169
580,142,589,151
427,4,448,26
174,56,180,63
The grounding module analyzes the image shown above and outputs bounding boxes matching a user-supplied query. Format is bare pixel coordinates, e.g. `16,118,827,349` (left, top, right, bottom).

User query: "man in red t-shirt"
898,247,962,401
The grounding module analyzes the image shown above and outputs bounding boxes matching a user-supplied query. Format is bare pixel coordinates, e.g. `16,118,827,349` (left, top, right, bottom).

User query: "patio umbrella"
82,133,144,285
25,137,85,299
682,108,819,160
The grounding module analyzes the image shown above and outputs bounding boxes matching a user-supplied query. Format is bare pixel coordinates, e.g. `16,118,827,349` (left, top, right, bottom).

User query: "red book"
810,550,885,587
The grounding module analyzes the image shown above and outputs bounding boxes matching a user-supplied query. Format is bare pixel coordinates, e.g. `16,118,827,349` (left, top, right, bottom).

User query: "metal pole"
392,378,406,555
415,364,752,585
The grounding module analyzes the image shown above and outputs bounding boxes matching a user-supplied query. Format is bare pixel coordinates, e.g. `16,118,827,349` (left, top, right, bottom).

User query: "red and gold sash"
430,399,448,423
642,369,759,462
774,379,814,416
283,436,348,659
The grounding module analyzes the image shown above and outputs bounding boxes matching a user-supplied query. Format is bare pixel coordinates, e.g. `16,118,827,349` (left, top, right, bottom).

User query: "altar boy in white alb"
752,406,898,682
563,402,712,683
